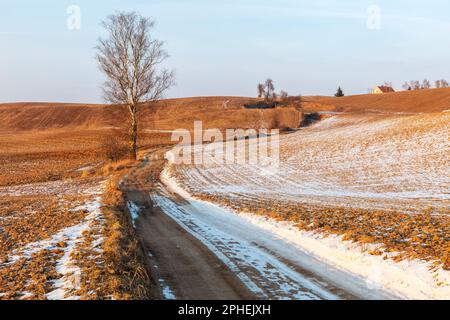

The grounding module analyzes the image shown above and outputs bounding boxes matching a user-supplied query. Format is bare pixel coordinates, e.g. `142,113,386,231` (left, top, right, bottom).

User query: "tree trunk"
128,104,138,160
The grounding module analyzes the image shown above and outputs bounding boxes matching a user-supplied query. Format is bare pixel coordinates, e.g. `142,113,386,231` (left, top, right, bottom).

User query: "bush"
102,135,128,162
301,112,322,127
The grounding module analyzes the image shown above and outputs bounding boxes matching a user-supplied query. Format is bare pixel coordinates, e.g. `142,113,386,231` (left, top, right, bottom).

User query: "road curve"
123,149,397,300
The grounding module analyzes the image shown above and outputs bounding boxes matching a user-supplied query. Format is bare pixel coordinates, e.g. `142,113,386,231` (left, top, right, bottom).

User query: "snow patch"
1,184,106,300
161,168,450,300
158,278,176,300
127,201,140,227
46,194,104,300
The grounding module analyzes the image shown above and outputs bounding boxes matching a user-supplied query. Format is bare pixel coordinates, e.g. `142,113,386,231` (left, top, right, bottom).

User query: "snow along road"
147,173,399,300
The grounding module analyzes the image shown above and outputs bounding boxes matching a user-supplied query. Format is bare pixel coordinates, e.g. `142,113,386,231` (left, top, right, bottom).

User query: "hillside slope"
0,97,301,132
2,88,449,132
304,87,450,113
168,112,450,212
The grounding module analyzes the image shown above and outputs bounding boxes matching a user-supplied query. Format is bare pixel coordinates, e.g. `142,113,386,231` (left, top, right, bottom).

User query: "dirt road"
121,149,254,300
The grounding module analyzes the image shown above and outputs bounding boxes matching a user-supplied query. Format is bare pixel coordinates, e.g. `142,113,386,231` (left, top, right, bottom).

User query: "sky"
0,0,449,103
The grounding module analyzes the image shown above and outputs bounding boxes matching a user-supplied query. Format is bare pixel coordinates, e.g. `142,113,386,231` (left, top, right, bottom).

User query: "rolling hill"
0,97,302,132
303,87,450,113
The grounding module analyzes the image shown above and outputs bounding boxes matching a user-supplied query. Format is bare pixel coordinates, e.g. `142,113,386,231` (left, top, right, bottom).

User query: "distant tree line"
401,79,449,91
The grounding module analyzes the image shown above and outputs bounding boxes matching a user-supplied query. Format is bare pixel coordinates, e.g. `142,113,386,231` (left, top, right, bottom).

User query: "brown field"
0,96,301,299
0,97,301,133
0,91,448,299
303,87,450,113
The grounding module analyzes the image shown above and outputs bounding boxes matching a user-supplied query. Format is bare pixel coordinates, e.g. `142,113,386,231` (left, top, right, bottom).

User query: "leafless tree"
435,80,442,88
280,90,289,101
96,12,175,160
410,80,421,90
402,81,410,91
440,79,449,88
263,79,275,100
257,83,264,98
422,79,431,89
383,81,393,88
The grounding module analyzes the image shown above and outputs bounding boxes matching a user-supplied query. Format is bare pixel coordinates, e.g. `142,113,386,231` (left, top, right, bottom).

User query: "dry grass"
73,173,153,300
0,129,176,186
0,163,152,299
0,124,159,299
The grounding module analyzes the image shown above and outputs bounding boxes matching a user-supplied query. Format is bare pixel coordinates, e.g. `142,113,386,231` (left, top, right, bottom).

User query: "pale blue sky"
1,0,449,103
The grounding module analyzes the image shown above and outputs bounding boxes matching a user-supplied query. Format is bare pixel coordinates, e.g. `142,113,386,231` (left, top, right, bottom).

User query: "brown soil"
0,96,301,133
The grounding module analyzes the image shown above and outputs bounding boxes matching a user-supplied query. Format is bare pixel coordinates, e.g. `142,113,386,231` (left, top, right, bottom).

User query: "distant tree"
335,86,344,97
441,79,449,88
422,79,431,89
96,12,175,160
411,80,421,90
257,83,264,98
402,81,410,91
263,78,275,100
280,90,289,101
435,80,442,89
383,81,393,88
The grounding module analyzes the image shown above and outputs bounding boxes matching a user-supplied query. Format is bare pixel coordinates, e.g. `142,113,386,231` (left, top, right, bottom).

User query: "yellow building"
372,86,395,94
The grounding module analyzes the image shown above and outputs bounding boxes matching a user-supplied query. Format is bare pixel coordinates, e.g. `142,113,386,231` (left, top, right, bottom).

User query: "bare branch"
96,12,175,160
96,12,175,106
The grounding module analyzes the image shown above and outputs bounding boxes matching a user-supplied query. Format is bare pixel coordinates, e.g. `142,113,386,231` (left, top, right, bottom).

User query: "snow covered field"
169,113,449,212
160,113,450,299
0,180,106,300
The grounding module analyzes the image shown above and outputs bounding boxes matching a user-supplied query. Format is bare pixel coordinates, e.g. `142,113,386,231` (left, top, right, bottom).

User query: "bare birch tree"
257,83,264,98
96,12,174,160
263,79,275,100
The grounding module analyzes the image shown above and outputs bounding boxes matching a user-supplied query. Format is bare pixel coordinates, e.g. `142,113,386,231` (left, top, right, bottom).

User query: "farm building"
372,86,395,94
